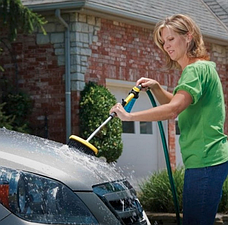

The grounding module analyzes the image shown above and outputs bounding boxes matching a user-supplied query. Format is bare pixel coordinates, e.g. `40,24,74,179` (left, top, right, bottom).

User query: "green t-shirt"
174,61,228,169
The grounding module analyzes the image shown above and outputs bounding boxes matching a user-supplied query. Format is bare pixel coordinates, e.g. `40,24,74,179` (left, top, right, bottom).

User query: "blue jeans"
183,160,228,225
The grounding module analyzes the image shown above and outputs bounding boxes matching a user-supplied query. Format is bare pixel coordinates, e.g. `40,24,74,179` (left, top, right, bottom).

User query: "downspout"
55,9,71,143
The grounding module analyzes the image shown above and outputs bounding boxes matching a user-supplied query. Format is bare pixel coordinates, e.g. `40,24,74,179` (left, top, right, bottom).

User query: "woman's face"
161,27,189,68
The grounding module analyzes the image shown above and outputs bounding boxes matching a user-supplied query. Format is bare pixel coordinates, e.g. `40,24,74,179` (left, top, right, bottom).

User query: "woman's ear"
187,32,193,42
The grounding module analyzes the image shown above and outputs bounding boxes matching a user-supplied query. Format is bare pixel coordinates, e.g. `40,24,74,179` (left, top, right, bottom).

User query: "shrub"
138,167,184,213
0,78,32,133
138,167,228,214
0,102,14,130
2,92,32,133
218,177,228,213
79,81,123,163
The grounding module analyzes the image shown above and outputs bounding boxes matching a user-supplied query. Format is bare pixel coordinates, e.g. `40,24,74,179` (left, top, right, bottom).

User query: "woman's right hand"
136,77,159,90
136,77,174,105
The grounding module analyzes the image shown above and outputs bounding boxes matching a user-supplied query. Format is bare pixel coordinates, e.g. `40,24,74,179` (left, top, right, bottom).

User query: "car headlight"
0,167,98,224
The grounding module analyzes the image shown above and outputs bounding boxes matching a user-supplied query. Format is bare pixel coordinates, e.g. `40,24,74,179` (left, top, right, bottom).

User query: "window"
175,120,180,135
140,122,152,134
122,121,135,133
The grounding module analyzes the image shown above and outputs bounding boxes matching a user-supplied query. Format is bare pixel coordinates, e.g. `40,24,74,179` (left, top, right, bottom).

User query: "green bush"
0,78,32,133
138,167,228,213
79,82,123,163
2,92,32,133
138,167,184,213
0,102,14,130
218,177,228,213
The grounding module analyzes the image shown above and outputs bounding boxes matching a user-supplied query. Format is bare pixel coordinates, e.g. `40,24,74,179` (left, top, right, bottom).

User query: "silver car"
0,128,150,225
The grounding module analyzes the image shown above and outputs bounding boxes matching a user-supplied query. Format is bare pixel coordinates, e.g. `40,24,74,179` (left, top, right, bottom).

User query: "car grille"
93,180,148,225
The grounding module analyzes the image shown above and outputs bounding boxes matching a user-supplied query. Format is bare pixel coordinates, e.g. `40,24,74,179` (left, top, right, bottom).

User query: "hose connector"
110,85,142,118
122,85,142,107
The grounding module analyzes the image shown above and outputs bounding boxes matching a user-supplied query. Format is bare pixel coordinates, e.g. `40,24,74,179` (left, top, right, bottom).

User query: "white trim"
106,79,135,89
106,78,168,90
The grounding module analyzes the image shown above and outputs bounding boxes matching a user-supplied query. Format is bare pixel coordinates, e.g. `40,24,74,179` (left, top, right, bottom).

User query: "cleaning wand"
68,85,142,155
87,85,141,142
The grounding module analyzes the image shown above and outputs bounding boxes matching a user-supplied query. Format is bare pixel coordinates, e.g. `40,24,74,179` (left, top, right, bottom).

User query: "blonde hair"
153,14,210,69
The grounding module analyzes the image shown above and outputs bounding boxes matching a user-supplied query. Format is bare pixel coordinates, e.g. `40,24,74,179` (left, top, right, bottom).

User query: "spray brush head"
68,135,98,156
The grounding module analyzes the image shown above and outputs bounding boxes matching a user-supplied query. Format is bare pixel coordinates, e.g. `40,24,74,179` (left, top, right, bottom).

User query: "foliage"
2,92,32,133
218,177,228,213
0,0,45,132
0,78,32,133
0,48,3,72
138,167,184,213
0,102,14,130
138,167,228,213
0,0,47,42
0,0,47,71
79,82,123,163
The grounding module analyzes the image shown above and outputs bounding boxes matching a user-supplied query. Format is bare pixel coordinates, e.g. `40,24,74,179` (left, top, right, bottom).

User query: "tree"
0,0,47,70
0,0,46,131
0,0,46,42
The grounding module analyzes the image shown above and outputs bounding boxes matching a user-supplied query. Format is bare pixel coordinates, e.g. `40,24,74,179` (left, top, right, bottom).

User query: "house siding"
1,12,228,167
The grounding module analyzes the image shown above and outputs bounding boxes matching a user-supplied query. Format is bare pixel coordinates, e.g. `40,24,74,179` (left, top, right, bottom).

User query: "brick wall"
0,33,66,142
1,13,228,167
209,44,228,135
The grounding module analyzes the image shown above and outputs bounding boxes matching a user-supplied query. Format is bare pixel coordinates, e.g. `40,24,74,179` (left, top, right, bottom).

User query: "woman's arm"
110,90,192,121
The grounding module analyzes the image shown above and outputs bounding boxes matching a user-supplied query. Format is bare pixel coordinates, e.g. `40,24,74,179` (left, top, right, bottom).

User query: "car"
0,128,151,225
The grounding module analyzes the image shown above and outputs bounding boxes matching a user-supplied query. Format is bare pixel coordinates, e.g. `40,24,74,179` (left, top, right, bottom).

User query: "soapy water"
59,144,123,181
63,145,141,191
0,127,138,188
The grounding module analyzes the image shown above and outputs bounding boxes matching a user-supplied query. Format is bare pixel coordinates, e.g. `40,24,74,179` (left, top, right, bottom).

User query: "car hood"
0,128,123,191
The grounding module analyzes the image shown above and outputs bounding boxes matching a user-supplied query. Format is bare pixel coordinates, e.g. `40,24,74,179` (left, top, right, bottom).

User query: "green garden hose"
146,90,181,225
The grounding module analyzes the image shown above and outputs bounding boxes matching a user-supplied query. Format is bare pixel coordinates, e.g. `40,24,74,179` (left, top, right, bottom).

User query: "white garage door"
106,79,167,188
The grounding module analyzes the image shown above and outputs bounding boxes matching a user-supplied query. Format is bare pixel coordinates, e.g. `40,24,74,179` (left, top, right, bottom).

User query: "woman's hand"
136,77,174,104
136,77,159,90
110,103,131,121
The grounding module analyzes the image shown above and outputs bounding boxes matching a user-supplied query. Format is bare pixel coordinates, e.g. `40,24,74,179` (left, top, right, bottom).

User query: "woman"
110,14,228,224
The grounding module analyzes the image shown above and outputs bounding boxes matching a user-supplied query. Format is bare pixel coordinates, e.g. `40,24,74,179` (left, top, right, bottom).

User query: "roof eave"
83,2,228,44
24,1,85,12
23,1,228,45
203,34,228,46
